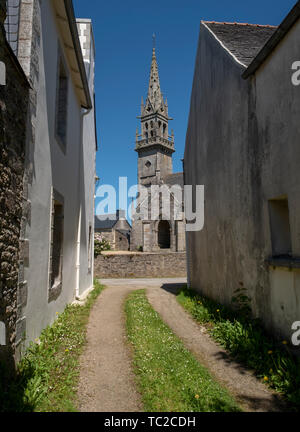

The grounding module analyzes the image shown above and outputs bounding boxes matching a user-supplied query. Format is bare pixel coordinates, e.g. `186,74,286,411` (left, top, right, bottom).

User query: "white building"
3,0,97,356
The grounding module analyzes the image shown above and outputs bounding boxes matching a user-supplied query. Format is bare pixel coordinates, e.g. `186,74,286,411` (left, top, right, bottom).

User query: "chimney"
116,209,126,220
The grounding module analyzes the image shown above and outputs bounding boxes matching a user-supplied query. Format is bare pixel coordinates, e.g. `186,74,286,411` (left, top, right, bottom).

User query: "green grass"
125,290,241,412
177,287,300,410
0,280,105,412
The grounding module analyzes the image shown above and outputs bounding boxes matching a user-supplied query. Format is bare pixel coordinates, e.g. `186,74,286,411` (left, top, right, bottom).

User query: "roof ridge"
203,20,277,28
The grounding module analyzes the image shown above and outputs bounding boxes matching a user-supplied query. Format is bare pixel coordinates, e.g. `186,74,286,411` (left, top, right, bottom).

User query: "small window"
268,197,292,257
55,49,69,152
49,191,64,302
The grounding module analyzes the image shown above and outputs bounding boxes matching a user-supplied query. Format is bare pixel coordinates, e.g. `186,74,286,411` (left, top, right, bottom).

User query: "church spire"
147,40,164,112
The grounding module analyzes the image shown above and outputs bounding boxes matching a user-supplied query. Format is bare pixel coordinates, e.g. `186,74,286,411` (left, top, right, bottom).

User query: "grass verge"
0,280,105,412
125,290,241,412
177,287,300,410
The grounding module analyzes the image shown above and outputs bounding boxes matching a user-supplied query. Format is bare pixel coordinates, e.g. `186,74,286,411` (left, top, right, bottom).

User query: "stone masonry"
94,252,187,279
0,0,29,368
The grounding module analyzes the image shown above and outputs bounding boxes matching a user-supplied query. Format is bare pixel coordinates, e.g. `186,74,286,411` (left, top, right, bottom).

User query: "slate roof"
163,172,184,189
243,2,300,78
95,212,131,231
95,214,117,230
204,21,277,67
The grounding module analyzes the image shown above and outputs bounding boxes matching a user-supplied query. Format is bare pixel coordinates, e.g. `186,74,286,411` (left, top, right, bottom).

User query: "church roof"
163,172,184,189
203,21,277,67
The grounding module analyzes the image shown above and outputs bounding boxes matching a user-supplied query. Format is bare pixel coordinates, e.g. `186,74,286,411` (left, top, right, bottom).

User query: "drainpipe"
75,107,92,300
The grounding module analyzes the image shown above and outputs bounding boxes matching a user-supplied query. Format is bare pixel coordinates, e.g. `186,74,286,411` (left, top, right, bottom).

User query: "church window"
145,161,151,168
163,123,167,137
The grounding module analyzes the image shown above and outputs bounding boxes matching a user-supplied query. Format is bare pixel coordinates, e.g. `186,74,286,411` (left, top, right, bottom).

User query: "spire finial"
152,33,156,53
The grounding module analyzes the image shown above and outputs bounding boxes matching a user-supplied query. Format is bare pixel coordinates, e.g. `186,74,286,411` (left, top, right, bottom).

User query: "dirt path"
146,283,288,412
78,278,287,412
77,278,185,412
77,283,141,412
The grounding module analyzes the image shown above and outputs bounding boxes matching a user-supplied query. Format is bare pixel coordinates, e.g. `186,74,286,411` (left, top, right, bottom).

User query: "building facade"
0,0,97,363
95,210,131,251
131,46,186,253
184,3,300,340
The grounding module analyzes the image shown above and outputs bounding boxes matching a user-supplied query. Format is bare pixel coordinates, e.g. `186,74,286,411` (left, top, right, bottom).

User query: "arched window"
163,124,167,137
145,132,148,140
145,123,149,130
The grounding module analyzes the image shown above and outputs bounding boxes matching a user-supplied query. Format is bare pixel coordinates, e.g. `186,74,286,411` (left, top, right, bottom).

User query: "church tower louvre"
136,43,175,186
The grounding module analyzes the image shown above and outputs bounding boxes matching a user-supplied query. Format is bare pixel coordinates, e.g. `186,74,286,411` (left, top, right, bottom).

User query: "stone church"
130,45,186,253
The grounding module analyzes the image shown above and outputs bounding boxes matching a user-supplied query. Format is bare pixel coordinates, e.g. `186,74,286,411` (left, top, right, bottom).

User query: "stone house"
184,2,300,340
0,0,97,363
95,210,131,251
131,46,186,253
0,0,30,368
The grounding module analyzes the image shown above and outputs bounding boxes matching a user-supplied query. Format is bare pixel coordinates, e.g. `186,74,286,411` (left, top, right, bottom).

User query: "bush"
177,287,300,410
94,234,111,257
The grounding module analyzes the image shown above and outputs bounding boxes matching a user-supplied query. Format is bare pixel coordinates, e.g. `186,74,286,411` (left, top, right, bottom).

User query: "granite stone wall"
95,252,187,279
0,8,29,367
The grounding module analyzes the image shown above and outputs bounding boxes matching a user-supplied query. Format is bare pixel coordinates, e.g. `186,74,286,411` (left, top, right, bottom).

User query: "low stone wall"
94,252,187,279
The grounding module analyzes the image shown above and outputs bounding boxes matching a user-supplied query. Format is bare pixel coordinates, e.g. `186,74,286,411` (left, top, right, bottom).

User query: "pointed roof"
203,21,276,67
146,47,164,111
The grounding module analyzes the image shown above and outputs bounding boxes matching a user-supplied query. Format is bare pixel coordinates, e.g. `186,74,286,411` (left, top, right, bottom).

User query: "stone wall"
184,19,300,340
0,8,29,368
94,252,187,279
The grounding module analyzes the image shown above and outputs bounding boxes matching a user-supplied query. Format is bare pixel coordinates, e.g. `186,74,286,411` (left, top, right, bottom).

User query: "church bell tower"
136,41,175,186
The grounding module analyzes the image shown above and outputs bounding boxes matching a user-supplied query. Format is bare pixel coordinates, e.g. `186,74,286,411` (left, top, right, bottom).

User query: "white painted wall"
23,1,95,343
77,20,96,297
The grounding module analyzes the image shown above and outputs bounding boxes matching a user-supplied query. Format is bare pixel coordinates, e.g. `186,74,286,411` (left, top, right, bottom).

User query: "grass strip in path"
177,287,300,410
125,290,241,412
0,280,105,412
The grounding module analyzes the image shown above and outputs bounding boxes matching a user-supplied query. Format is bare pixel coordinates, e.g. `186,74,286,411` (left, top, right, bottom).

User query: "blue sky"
73,0,296,216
